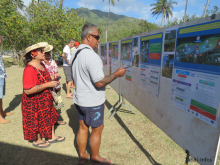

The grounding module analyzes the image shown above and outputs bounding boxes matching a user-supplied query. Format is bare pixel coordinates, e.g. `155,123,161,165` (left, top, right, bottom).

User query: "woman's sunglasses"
89,34,100,41
37,49,44,53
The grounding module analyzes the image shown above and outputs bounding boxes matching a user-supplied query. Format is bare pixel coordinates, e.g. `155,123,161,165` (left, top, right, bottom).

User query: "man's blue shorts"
75,103,104,128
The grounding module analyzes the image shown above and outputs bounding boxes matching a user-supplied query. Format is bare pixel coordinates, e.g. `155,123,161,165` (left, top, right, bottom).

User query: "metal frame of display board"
105,39,136,119
105,82,137,119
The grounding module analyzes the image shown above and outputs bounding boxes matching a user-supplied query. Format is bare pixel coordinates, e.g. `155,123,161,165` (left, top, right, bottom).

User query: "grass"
0,65,218,165
2,57,15,67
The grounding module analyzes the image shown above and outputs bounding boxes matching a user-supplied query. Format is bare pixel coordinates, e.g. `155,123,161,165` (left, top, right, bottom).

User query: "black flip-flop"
78,157,90,165
48,136,65,143
55,121,66,125
33,142,50,148
91,159,113,165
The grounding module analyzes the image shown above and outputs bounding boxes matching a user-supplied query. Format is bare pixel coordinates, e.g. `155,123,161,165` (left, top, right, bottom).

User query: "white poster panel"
139,33,163,96
172,20,220,127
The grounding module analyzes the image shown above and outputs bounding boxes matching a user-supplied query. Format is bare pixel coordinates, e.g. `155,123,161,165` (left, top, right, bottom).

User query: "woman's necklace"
29,62,45,71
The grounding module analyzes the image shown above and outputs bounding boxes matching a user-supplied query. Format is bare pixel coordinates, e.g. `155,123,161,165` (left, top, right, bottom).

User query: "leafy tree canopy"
0,0,85,64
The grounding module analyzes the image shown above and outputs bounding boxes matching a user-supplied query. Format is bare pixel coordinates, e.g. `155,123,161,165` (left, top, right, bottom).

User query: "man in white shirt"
70,23,126,165
62,39,75,98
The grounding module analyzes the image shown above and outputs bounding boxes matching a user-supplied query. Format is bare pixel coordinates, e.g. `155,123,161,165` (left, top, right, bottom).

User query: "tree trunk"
12,46,21,64
0,36,3,56
60,0,63,9
161,13,164,26
106,0,110,42
203,0,209,17
184,0,188,23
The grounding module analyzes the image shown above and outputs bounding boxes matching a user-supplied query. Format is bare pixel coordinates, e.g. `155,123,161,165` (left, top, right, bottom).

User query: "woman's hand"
54,73,60,78
50,74,60,80
47,81,59,88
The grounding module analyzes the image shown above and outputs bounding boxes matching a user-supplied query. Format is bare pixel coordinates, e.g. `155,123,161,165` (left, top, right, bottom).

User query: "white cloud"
23,0,32,7
172,10,185,19
77,0,152,20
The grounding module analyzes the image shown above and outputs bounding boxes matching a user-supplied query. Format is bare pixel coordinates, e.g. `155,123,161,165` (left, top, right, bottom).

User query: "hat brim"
44,45,53,53
24,42,48,56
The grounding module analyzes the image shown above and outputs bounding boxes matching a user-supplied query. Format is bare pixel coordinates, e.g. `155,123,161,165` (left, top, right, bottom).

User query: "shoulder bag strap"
71,47,90,66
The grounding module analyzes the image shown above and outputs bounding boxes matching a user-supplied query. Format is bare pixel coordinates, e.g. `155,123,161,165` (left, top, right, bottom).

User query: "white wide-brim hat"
24,42,48,56
44,44,53,53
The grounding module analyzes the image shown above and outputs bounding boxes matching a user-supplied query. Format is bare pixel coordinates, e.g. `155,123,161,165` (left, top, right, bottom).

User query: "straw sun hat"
24,42,48,56
44,44,53,53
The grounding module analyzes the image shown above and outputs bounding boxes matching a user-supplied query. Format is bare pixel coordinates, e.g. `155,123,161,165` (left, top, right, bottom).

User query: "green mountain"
90,9,127,21
75,7,159,42
75,7,127,23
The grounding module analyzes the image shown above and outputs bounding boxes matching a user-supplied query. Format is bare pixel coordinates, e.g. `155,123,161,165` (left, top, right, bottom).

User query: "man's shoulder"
63,45,70,51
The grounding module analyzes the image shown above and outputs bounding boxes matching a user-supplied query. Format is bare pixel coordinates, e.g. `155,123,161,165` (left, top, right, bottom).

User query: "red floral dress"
21,64,58,140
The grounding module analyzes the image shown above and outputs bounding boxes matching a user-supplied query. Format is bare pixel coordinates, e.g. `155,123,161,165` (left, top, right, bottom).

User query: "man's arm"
95,67,126,88
62,52,69,65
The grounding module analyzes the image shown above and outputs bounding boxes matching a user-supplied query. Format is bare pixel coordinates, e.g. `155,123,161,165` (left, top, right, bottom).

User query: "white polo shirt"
63,45,71,66
70,44,105,107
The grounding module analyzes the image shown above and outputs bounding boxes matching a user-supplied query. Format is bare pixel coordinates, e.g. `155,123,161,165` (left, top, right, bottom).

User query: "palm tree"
150,0,177,26
12,0,25,10
102,0,119,42
0,36,3,56
98,27,103,35
60,0,63,9
183,0,188,22
203,0,209,17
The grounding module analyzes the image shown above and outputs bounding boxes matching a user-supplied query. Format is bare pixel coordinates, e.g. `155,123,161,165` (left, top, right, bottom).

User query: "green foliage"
150,0,177,26
0,0,28,63
76,8,159,42
206,6,220,16
163,14,202,27
26,0,85,54
0,0,85,64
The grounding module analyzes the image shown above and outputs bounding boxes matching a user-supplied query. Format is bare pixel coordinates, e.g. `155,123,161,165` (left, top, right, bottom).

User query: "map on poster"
139,33,163,96
100,44,107,66
171,20,220,127
121,37,139,83
109,42,119,74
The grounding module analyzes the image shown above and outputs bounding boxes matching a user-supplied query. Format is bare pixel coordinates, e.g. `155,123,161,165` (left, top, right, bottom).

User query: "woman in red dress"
22,42,65,148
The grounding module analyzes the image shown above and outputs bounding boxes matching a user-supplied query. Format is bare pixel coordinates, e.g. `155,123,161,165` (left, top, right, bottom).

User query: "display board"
117,15,220,165
171,20,220,127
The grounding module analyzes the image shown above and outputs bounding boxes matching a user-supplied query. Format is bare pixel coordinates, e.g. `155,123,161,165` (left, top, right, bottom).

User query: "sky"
23,0,220,24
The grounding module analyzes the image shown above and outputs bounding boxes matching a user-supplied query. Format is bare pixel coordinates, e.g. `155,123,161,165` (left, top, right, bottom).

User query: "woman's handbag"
54,89,64,110
50,89,59,104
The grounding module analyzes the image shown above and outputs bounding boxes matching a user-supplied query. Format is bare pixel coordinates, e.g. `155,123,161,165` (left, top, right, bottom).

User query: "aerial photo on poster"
164,29,177,52
172,20,220,127
121,38,133,83
162,53,174,79
109,42,119,74
100,44,107,66
162,29,177,79
131,37,139,67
